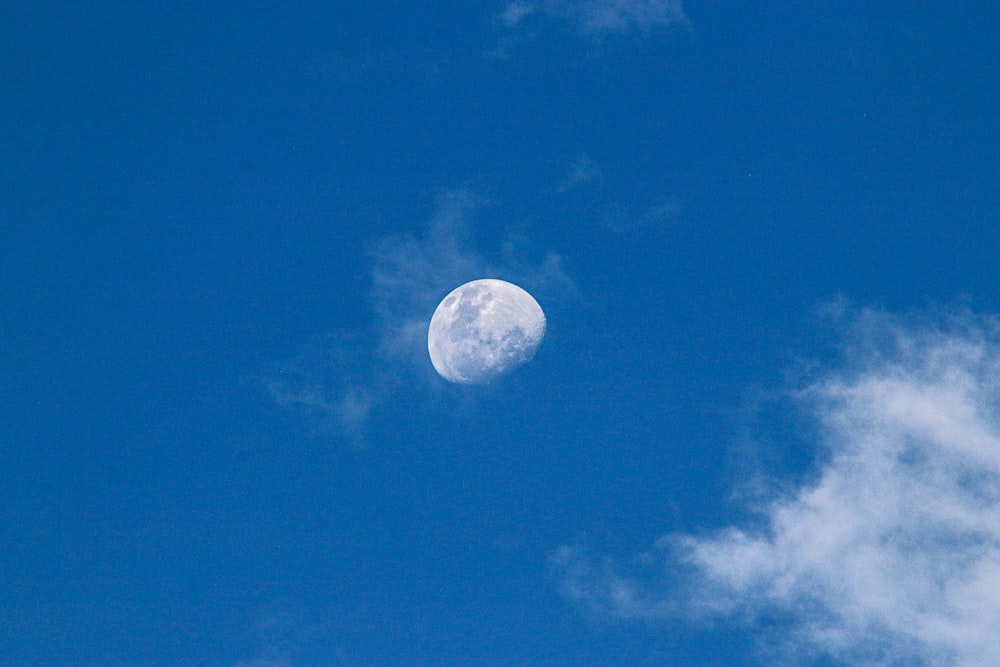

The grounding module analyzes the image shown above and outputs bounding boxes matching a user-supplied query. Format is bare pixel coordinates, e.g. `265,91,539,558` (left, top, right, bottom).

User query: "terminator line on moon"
427,279,546,384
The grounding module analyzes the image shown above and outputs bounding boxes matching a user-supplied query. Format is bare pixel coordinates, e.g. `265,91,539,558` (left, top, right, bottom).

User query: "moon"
427,279,546,384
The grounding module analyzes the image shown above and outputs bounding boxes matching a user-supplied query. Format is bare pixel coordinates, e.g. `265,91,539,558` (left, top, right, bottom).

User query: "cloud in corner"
555,307,1000,666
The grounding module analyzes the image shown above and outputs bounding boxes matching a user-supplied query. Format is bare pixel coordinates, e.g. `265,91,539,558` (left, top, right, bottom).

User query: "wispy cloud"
232,656,292,667
550,156,684,234
496,0,689,46
556,155,602,192
597,197,683,233
555,307,1000,665
267,331,374,443
268,188,575,445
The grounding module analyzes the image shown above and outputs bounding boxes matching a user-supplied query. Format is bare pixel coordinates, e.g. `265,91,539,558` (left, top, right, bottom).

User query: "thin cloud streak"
556,155,602,192
556,308,1000,665
499,0,689,36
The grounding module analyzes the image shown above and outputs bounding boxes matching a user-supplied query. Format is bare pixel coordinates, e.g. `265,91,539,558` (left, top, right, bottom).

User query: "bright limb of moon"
427,279,546,384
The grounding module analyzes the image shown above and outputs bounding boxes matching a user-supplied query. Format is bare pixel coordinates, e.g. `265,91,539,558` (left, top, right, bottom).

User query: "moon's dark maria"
427,279,546,384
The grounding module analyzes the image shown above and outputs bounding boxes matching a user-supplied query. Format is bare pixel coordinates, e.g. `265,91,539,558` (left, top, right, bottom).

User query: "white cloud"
555,308,1000,665
499,1,538,28
268,188,575,444
498,0,689,36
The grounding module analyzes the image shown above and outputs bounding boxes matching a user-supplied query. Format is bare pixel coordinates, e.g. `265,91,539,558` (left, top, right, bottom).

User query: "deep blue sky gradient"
3,2,1000,665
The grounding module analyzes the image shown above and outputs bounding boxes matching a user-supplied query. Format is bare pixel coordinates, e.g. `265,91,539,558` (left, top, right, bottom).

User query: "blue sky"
3,2,1000,665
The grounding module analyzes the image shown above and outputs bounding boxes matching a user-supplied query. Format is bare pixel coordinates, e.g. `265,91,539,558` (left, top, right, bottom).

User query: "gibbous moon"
428,279,546,384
